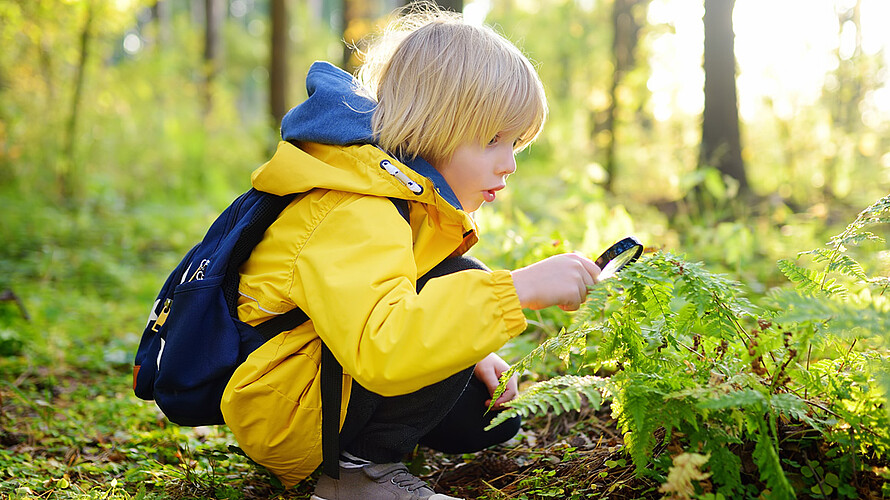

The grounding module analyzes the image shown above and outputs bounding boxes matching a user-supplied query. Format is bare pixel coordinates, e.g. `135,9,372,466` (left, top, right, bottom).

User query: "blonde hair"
356,4,547,166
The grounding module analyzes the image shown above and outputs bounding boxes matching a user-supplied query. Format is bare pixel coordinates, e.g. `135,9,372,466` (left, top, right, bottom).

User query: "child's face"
434,131,520,213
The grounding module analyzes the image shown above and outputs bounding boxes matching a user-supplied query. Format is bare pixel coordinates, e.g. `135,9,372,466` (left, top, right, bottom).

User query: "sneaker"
311,462,463,500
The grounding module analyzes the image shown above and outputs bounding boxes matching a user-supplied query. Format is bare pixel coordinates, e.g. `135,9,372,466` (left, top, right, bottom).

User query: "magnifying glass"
594,236,644,280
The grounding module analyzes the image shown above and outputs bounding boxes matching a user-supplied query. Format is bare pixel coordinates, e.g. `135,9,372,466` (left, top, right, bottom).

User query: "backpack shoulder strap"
389,197,409,226
224,191,298,316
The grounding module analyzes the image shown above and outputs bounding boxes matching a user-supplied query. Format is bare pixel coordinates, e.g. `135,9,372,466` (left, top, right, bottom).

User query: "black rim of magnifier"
594,236,644,274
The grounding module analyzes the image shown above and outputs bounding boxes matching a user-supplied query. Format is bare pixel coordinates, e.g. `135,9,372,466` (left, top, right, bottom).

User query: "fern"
493,194,890,498
777,258,823,295
612,376,659,474
829,231,883,249
486,374,607,429
802,248,868,281
770,392,821,430
697,388,766,411
751,415,795,500
868,276,890,287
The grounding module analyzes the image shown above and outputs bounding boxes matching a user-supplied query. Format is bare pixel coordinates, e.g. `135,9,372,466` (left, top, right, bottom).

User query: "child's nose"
497,152,517,176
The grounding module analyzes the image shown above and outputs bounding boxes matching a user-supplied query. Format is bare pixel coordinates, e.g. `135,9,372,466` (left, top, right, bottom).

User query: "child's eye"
488,134,500,146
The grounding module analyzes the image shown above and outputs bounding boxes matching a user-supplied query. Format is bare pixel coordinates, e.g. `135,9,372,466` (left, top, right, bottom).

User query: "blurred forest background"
1,0,890,498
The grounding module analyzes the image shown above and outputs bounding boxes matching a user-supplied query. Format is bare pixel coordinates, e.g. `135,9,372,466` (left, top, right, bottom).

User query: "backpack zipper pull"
151,298,173,332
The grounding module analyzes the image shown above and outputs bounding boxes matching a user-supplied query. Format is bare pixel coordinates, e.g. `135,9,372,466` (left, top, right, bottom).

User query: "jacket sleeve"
290,193,527,396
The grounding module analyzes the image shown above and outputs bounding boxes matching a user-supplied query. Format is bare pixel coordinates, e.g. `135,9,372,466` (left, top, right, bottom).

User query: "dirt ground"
422,405,661,499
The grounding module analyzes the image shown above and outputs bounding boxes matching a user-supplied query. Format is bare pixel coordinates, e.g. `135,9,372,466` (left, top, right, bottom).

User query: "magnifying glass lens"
594,236,644,280
598,247,640,280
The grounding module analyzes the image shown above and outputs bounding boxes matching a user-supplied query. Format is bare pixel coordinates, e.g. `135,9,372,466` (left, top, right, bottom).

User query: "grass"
0,361,302,499
2,184,888,499
0,357,644,499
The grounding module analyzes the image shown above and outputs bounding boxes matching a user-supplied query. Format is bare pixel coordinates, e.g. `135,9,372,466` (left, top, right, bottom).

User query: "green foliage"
2,0,889,497
488,374,606,428
494,194,890,498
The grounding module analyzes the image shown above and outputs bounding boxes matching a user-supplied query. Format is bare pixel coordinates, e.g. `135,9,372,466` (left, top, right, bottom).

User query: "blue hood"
280,61,461,210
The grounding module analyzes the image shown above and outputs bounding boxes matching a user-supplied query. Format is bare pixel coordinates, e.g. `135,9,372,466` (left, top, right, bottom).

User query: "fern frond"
827,231,884,250
696,388,766,411
770,392,822,431
825,254,868,280
855,193,890,223
751,418,796,500
485,375,608,429
828,194,890,251
769,287,890,341
613,377,660,473
602,309,669,372
868,276,890,288
673,302,698,337
490,326,590,404
708,445,743,497
572,283,611,325
799,247,833,263
777,259,822,295
752,437,795,499
616,258,674,289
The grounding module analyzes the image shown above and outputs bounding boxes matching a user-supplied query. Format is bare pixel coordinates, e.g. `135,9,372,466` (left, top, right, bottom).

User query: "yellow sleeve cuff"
490,269,528,338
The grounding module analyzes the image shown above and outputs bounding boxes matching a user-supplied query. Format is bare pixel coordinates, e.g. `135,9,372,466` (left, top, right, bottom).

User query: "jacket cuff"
490,270,528,337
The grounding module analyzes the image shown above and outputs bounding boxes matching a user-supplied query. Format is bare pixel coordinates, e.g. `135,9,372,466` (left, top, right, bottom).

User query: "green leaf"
486,375,609,430
751,420,795,500
697,389,765,410
825,254,867,280
777,259,822,295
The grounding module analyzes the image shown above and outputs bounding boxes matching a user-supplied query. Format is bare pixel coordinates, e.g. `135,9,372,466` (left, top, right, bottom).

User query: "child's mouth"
483,190,497,203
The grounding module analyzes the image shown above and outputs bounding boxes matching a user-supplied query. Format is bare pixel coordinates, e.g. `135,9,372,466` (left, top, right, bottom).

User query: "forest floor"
1,362,888,499
422,407,659,499
0,361,654,500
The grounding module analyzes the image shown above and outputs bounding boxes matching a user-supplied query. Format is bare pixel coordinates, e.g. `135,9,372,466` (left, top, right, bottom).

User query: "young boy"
220,6,601,500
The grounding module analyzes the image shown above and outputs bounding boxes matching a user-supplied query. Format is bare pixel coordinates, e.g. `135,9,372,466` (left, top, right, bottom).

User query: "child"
220,5,601,500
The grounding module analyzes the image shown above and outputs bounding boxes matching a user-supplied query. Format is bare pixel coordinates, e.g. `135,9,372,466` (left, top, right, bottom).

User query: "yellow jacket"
220,141,527,486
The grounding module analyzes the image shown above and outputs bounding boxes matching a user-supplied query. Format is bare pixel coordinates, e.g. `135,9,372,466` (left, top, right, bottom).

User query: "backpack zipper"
151,298,173,332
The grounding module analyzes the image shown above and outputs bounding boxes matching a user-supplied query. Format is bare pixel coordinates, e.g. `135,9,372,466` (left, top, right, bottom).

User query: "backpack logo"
189,259,211,282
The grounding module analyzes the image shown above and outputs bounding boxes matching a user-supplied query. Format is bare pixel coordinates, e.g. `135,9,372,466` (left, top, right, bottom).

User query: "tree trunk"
823,0,863,201
701,0,747,192
270,0,289,130
269,0,290,129
152,0,171,48
60,0,95,200
604,0,646,193
342,0,389,73
341,0,360,73
203,0,224,118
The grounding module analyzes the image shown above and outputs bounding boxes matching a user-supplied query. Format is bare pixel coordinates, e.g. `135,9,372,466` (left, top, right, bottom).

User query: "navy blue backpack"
133,187,408,478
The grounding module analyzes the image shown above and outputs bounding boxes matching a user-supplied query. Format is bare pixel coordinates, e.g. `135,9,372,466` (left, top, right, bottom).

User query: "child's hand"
510,253,601,311
474,353,518,410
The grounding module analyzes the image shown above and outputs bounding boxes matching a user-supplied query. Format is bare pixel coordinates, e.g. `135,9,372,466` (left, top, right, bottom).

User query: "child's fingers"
491,374,518,408
477,368,500,395
571,252,602,285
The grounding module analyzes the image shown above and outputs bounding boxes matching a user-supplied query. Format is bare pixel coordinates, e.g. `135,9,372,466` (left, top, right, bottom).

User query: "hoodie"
279,61,462,210
220,61,527,486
